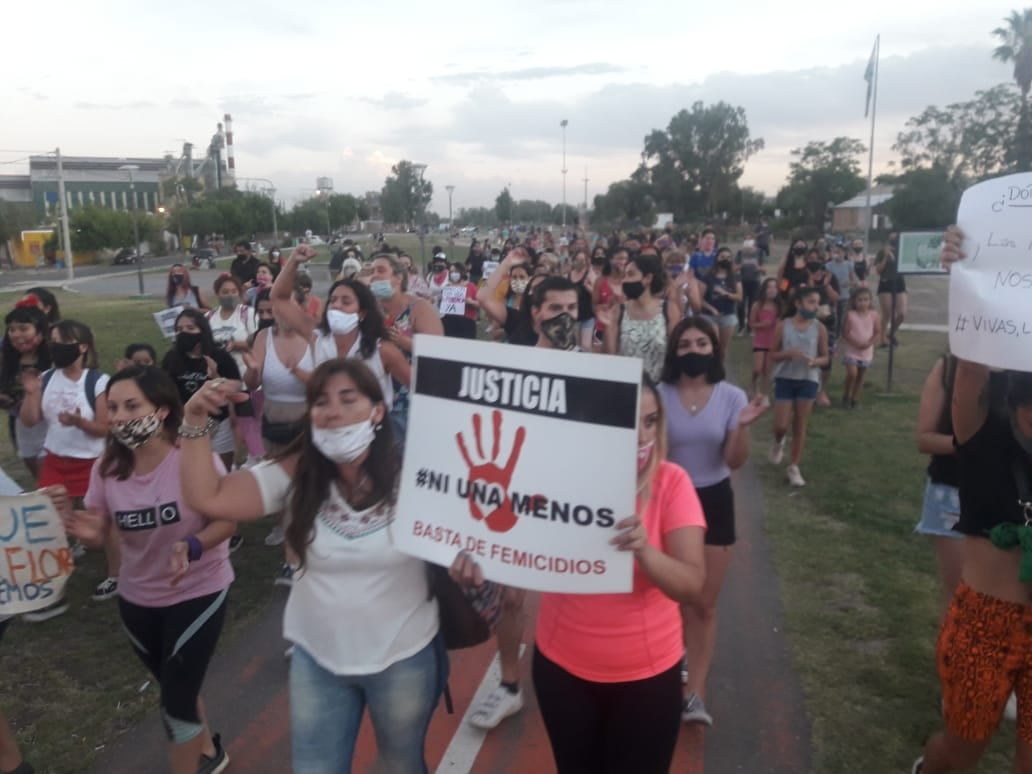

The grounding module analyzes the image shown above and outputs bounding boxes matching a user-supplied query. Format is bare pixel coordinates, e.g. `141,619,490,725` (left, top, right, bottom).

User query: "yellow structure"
10,230,98,268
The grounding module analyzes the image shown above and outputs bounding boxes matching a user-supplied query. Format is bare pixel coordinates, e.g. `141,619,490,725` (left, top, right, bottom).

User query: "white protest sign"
394,335,639,594
0,492,74,615
439,286,467,316
949,172,1032,369
482,261,500,280
153,306,184,339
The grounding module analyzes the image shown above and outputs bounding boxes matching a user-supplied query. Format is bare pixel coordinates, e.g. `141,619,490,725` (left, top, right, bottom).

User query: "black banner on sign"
414,356,637,429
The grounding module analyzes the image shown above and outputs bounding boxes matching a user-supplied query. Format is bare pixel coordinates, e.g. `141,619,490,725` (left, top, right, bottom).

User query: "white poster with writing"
394,335,640,593
0,492,74,615
482,261,500,280
439,286,467,316
153,306,184,339
949,172,1032,370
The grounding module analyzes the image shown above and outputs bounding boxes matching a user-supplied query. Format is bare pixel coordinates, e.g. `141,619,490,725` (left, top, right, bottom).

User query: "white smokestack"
223,113,236,179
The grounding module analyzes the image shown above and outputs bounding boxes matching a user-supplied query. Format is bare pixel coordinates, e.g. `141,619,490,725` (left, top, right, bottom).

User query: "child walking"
749,278,781,402
839,288,880,409
769,288,828,487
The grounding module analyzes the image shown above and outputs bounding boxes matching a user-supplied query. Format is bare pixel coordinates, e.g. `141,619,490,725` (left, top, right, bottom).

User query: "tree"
456,207,499,228
494,188,514,224
68,205,162,251
0,202,37,266
551,203,578,226
381,161,433,224
993,8,1032,170
641,101,764,218
591,170,656,227
894,84,1020,183
885,166,962,230
776,138,866,227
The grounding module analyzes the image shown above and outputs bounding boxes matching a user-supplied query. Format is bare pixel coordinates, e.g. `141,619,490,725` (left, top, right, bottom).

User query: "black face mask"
807,261,823,273
792,247,807,257
50,341,82,369
176,331,204,354
171,275,184,286
257,317,275,330
540,313,578,350
677,352,713,378
622,281,646,300
852,246,863,253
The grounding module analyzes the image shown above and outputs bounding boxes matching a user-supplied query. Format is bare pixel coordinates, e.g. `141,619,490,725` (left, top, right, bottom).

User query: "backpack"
41,368,103,416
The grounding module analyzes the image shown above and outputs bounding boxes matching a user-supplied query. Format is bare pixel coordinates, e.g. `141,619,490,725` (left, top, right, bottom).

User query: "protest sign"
949,172,1032,369
898,232,947,275
0,492,73,615
440,286,467,316
394,335,640,594
153,306,184,339
482,261,500,280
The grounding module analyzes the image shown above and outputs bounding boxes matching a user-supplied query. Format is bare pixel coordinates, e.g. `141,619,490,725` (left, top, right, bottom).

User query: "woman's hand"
450,550,485,587
38,484,70,517
241,350,260,372
66,508,107,545
169,541,190,586
58,408,82,428
20,368,41,396
940,225,964,272
737,394,770,427
203,356,219,380
183,378,247,423
594,305,615,329
290,244,317,264
612,514,648,554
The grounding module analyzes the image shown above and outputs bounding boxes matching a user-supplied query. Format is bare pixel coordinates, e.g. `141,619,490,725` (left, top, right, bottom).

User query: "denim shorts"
710,313,738,330
774,377,819,402
915,479,962,538
842,356,873,369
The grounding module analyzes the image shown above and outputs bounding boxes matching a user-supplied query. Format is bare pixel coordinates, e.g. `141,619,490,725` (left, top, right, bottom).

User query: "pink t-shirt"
534,462,706,683
84,447,234,607
751,304,779,350
842,309,878,362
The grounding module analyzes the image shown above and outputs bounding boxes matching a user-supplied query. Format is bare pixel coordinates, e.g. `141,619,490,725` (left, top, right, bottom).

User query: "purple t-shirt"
658,380,748,488
85,447,234,607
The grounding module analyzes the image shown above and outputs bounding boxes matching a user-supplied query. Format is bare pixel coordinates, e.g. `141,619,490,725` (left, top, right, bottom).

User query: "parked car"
191,248,217,270
111,247,140,265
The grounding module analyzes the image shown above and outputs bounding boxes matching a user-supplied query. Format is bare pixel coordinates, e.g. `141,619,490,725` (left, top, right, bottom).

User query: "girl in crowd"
599,253,676,382
480,253,537,346
749,278,781,401
271,247,410,410
451,378,706,773
875,234,906,348
803,250,840,408
66,366,234,774
294,273,322,323
658,318,767,725
777,238,810,303
850,238,870,287
592,248,628,344
242,289,313,568
179,361,446,774
161,310,242,474
20,320,115,615
206,274,262,466
400,253,432,300
23,287,59,324
0,301,51,480
427,253,450,300
120,343,158,369
839,287,880,409
700,250,742,366
568,249,597,351
440,263,480,340
245,262,278,305
166,265,208,310
768,288,827,487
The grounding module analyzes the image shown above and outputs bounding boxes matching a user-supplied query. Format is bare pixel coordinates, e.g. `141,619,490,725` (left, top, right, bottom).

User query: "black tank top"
573,273,594,322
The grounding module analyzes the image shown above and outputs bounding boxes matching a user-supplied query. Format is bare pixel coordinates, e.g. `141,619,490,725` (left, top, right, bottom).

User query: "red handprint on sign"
456,410,527,533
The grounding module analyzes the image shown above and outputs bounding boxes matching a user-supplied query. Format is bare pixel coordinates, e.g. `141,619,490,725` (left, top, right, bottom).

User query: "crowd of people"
0,222,978,774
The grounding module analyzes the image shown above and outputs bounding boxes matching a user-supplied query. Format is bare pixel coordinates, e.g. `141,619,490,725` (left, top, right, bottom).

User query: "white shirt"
41,369,110,459
312,332,395,410
207,305,256,377
249,461,438,675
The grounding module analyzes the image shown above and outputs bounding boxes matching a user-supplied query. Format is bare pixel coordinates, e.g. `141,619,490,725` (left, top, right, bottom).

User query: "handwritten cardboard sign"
153,306,184,340
439,286,467,316
949,172,1032,369
0,492,74,615
898,232,947,275
394,335,640,593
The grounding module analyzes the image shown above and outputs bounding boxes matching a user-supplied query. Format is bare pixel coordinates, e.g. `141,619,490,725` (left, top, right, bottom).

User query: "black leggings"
119,589,227,743
532,646,682,774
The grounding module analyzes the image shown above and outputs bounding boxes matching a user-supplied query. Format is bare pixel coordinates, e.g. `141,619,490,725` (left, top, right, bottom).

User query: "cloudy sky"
2,1,1020,214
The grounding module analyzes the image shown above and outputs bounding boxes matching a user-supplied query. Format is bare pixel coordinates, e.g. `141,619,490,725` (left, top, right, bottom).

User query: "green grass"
738,331,1015,773
0,292,282,774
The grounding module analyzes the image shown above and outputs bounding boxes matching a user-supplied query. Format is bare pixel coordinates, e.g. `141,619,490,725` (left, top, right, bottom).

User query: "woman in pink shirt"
65,366,236,774
451,379,706,773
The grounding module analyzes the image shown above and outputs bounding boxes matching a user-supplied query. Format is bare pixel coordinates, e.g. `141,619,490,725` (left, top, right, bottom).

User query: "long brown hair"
284,359,398,568
638,377,669,505
99,366,183,480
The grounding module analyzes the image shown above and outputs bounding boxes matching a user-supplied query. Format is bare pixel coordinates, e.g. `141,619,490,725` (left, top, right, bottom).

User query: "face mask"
171,275,184,286
270,250,280,260
256,276,271,286
370,279,394,299
677,352,712,378
540,312,578,350
175,331,203,353
668,265,683,278
807,261,823,273
218,296,238,311
311,418,376,463
257,317,275,330
50,341,82,369
433,265,446,275
793,247,806,257
717,261,733,273
799,308,818,320
743,239,755,248
852,246,863,254
510,279,529,295
622,280,646,300
112,411,163,449
637,441,654,472
449,272,462,283
327,309,360,335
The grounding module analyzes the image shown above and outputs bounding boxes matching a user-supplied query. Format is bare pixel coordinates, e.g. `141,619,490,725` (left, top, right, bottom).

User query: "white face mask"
449,272,462,283
327,309,360,335
311,418,376,463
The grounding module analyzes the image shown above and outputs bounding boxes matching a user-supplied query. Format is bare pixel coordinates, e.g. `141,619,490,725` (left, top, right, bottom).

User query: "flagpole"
863,34,880,253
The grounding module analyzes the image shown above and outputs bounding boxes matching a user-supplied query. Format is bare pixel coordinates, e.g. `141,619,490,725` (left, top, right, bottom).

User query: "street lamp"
118,164,145,295
445,185,455,233
560,119,569,232
412,163,428,267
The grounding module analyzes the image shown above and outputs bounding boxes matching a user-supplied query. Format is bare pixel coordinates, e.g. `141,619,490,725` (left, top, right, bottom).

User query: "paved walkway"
91,459,810,774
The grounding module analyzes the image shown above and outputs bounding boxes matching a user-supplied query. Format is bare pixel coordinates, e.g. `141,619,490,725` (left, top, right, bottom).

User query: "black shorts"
0,617,8,643
878,277,907,295
696,477,736,546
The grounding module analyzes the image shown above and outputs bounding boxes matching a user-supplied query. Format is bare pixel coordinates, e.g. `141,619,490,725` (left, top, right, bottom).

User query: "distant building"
831,187,895,233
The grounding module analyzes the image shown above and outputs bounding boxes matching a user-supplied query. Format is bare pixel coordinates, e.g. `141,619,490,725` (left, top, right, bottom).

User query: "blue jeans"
290,634,447,774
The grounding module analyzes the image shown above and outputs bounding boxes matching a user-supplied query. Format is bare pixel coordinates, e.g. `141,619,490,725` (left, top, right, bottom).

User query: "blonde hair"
637,377,669,505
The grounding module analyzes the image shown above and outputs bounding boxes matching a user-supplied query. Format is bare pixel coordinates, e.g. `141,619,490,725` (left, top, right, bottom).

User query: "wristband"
185,535,203,563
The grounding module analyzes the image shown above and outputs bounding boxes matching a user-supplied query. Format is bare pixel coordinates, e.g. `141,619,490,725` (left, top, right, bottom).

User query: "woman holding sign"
439,263,480,340
451,378,707,774
66,365,235,774
177,361,446,774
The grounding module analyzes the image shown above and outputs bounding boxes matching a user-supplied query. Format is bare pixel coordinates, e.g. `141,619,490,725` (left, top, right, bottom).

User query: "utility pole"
55,148,75,281
118,164,144,295
583,168,589,210
446,185,455,232
413,163,428,268
560,119,568,232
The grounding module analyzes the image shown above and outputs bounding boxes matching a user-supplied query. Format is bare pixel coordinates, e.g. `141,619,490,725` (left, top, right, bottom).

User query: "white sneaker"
682,692,713,725
91,577,119,601
786,465,806,487
1005,691,1017,721
468,686,523,730
768,437,786,465
264,526,285,547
